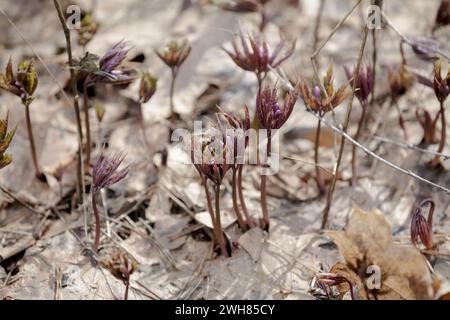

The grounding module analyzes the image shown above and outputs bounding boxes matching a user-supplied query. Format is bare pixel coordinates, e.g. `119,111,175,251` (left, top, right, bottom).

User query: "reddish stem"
232,168,247,231
432,101,446,166
24,102,43,179
202,176,223,254
214,184,229,257
92,191,100,253
237,164,253,227
314,118,326,194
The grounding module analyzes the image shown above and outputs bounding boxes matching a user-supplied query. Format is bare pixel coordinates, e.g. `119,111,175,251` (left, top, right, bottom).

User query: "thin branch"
53,0,85,205
311,0,362,85
322,24,370,229
0,185,45,216
312,0,326,52
381,11,450,61
372,135,450,160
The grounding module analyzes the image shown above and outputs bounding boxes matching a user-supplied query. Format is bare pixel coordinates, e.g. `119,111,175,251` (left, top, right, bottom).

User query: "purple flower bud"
313,85,321,102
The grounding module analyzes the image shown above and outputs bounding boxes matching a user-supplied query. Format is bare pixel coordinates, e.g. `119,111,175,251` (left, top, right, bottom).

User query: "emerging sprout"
92,152,129,253
297,65,348,194
431,60,450,166
0,58,38,106
139,71,157,104
156,40,191,121
0,113,16,170
411,199,434,251
0,58,43,180
433,60,450,103
75,40,134,165
190,128,233,256
223,32,295,95
256,87,297,130
312,272,357,300
101,249,137,300
256,86,297,230
138,71,158,150
217,106,252,230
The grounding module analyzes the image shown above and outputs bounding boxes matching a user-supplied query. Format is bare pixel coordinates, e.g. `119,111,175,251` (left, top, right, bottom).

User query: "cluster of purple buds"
256,86,298,130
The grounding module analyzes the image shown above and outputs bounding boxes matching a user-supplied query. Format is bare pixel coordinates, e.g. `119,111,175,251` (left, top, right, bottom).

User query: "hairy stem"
351,102,367,186
237,164,253,227
432,101,447,166
314,118,326,194
53,0,84,203
232,168,247,230
92,191,100,253
214,184,229,257
24,102,42,179
83,79,92,165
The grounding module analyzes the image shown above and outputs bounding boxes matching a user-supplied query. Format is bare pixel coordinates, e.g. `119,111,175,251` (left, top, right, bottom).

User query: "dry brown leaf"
327,205,438,300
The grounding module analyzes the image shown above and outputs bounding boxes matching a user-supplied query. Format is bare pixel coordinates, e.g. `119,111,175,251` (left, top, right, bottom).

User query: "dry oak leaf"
326,205,436,300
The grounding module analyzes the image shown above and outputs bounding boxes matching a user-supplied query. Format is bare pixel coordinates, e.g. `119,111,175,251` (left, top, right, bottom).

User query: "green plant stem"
314,118,326,194
433,100,447,166
237,164,253,227
231,168,247,230
214,184,228,257
92,191,100,253
83,79,92,166
24,101,42,179
351,101,367,186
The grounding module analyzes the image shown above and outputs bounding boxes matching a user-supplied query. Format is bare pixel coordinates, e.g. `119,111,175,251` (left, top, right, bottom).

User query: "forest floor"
0,0,449,300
